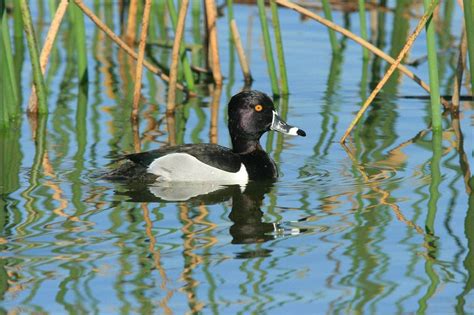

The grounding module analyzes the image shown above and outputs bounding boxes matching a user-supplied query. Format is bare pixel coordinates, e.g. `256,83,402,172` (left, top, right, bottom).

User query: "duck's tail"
100,160,158,183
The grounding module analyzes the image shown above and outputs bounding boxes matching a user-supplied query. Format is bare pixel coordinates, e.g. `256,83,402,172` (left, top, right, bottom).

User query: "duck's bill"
270,111,306,137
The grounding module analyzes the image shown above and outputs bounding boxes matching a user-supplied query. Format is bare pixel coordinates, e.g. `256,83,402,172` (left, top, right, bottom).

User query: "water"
1,1,473,314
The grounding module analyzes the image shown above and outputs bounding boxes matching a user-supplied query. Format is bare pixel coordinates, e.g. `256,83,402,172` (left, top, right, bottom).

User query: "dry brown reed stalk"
125,0,138,45
166,113,177,146
450,112,472,194
132,0,152,119
230,19,252,85
167,0,190,114
209,86,222,144
340,0,439,143
132,120,141,153
73,0,193,96
205,0,223,86
452,29,467,109
29,0,69,112
275,0,450,109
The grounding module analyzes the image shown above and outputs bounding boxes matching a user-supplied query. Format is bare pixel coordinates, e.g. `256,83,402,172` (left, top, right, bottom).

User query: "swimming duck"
107,90,306,183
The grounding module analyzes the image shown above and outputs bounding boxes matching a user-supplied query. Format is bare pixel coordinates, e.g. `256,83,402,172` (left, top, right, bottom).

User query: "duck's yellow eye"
255,105,263,112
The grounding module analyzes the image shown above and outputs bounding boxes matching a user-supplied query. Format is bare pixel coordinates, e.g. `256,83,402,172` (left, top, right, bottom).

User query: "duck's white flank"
147,153,249,183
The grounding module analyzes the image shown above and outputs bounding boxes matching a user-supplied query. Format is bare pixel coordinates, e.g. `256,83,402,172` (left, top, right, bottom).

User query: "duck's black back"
125,143,242,173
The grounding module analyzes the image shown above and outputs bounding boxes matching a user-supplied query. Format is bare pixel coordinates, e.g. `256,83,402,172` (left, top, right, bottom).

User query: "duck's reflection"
228,182,278,244
119,181,307,247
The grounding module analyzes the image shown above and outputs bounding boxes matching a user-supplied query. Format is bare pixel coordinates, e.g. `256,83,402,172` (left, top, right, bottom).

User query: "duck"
106,90,306,184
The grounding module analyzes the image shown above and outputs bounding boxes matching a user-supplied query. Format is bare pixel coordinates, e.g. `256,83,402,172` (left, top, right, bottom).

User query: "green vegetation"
423,0,441,130
20,0,47,114
463,0,474,96
0,1,470,144
257,0,279,95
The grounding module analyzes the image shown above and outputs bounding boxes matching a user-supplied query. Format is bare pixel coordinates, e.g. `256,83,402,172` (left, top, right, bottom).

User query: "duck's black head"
228,90,306,153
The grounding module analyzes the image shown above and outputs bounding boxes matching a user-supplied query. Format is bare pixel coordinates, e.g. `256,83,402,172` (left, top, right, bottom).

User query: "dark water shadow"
116,181,309,248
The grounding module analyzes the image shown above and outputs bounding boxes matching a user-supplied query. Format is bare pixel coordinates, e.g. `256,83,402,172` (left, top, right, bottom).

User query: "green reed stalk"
12,3,24,107
321,0,339,54
423,0,441,131
270,1,289,95
192,0,202,68
0,36,10,128
226,0,234,26
13,2,23,38
155,0,168,42
20,0,48,114
463,0,474,95
48,0,56,12
1,2,18,119
257,0,279,95
357,0,368,60
166,0,196,92
70,3,88,87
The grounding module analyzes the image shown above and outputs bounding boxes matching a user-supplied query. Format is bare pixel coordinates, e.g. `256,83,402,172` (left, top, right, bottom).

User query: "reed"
155,0,168,40
340,0,439,143
13,0,23,38
270,1,289,95
0,1,18,126
125,0,138,44
70,2,88,87
230,19,252,85
226,0,235,83
12,2,24,107
321,0,339,54
256,0,279,95
209,86,222,144
205,0,223,86
423,0,441,131
167,0,196,91
1,6,18,105
191,0,202,68
357,0,368,60
452,30,467,109
73,0,192,95
167,0,189,114
29,0,68,111
275,0,450,109
20,0,48,114
132,0,152,118
463,0,474,95
0,41,10,128
226,0,234,28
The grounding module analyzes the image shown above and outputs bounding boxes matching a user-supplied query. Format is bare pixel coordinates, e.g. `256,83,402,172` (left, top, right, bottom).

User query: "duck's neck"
231,135,261,154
